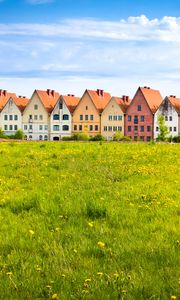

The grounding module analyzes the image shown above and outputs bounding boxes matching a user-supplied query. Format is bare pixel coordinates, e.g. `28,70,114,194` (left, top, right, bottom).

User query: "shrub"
113,132,131,142
89,134,105,141
0,128,7,139
172,135,180,143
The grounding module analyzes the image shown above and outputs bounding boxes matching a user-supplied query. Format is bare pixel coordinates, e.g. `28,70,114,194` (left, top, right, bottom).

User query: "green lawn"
0,142,179,300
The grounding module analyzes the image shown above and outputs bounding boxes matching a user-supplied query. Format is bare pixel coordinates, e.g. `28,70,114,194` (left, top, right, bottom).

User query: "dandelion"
88,222,94,228
84,279,91,283
97,272,103,276
46,285,52,289
52,293,58,299
6,272,13,276
55,227,60,232
36,267,41,272
29,229,35,235
171,296,176,300
73,249,77,253
113,273,119,279
61,274,66,277
97,241,105,249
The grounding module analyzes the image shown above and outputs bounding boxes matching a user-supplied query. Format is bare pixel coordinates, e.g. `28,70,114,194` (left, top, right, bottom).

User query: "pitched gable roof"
139,86,163,113
168,95,180,114
87,89,111,113
61,94,80,113
0,89,17,111
14,96,29,112
112,96,131,113
36,89,60,113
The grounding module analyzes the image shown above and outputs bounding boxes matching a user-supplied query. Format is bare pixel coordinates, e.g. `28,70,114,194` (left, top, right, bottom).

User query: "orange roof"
0,89,17,111
168,96,180,114
36,89,60,113
140,87,163,113
87,89,111,113
62,95,80,113
113,96,131,113
14,96,29,112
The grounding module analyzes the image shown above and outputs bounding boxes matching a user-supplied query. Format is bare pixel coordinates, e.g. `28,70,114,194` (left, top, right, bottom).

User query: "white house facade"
154,96,179,139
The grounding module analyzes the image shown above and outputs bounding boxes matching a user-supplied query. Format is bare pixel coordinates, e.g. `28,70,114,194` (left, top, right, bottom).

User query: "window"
140,126,144,132
165,116,168,121
53,114,59,120
74,125,77,130
140,136,144,141
128,116,131,121
29,125,32,130
134,126,138,131
104,126,107,131
44,135,48,140
137,105,141,111
79,125,82,131
24,125,28,130
85,115,88,121
80,115,83,121
113,126,117,131
34,115,38,120
86,106,88,110
156,127,159,131
14,125,18,130
113,115,117,121
169,116,172,121
4,115,8,121
29,114,32,121
118,115,122,121
141,116,144,121
44,125,48,131
90,115,94,120
4,125,7,130
29,135,32,140
34,104,38,110
118,126,122,131
134,116,138,124
53,125,59,131
134,136,138,141
147,126,151,132
39,115,43,120
146,136,151,141
90,125,93,131
128,126,131,132
14,115,18,121
63,125,69,131
108,126,112,131
95,125,98,131
39,135,43,140
108,115,112,121
169,127,172,132
39,125,43,130
9,115,13,121
174,127,177,131
9,125,13,130
59,102,63,109
63,114,69,120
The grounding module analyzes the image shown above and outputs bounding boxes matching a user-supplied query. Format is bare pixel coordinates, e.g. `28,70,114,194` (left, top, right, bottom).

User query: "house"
50,94,80,140
72,89,111,137
1,95,29,135
22,89,60,140
154,95,180,139
101,95,131,140
125,86,163,141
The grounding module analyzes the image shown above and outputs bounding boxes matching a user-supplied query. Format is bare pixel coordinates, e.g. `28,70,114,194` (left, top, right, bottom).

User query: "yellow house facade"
101,96,130,140
72,89,111,137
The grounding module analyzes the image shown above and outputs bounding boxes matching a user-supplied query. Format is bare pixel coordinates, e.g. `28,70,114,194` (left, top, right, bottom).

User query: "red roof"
168,96,180,114
87,89,111,113
62,95,80,113
36,89,60,113
140,87,163,113
113,96,131,113
0,89,17,111
14,96,29,112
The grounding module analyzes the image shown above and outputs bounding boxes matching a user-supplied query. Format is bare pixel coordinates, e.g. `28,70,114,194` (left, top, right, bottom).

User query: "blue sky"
1,0,180,98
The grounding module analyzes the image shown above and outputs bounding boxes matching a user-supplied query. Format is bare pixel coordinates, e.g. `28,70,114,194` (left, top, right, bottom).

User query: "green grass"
0,141,179,300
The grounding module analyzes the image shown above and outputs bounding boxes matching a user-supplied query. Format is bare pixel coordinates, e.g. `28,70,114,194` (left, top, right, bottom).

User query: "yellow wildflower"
29,229,35,235
84,279,91,283
46,285,52,289
97,272,103,276
6,272,13,276
52,294,58,299
171,296,176,300
88,222,94,228
97,241,105,249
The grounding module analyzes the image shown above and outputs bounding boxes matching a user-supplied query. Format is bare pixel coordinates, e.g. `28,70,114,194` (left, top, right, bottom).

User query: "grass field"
0,141,179,300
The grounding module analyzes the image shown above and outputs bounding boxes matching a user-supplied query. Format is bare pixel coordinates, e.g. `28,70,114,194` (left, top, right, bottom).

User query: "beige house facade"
101,96,130,140
72,89,111,137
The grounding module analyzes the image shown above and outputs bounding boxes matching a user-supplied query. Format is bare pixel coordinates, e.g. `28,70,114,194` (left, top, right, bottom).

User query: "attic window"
86,106,88,110
34,104,38,110
137,105,141,111
59,102,63,109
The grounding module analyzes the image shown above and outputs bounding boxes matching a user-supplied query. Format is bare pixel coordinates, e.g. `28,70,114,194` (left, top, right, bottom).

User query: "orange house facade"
72,89,111,137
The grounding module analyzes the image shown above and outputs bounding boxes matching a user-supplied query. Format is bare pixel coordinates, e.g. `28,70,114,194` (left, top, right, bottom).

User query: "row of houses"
0,86,180,141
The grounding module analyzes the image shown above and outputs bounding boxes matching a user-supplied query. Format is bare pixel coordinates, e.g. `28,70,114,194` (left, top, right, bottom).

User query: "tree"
157,115,169,141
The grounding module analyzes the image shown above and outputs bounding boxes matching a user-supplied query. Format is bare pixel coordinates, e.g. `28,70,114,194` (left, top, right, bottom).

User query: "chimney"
97,89,104,97
97,89,101,96
51,90,55,97
3,90,7,96
122,95,126,101
100,90,104,97
170,95,176,98
144,86,150,89
126,96,129,102
0,89,2,96
47,89,51,96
